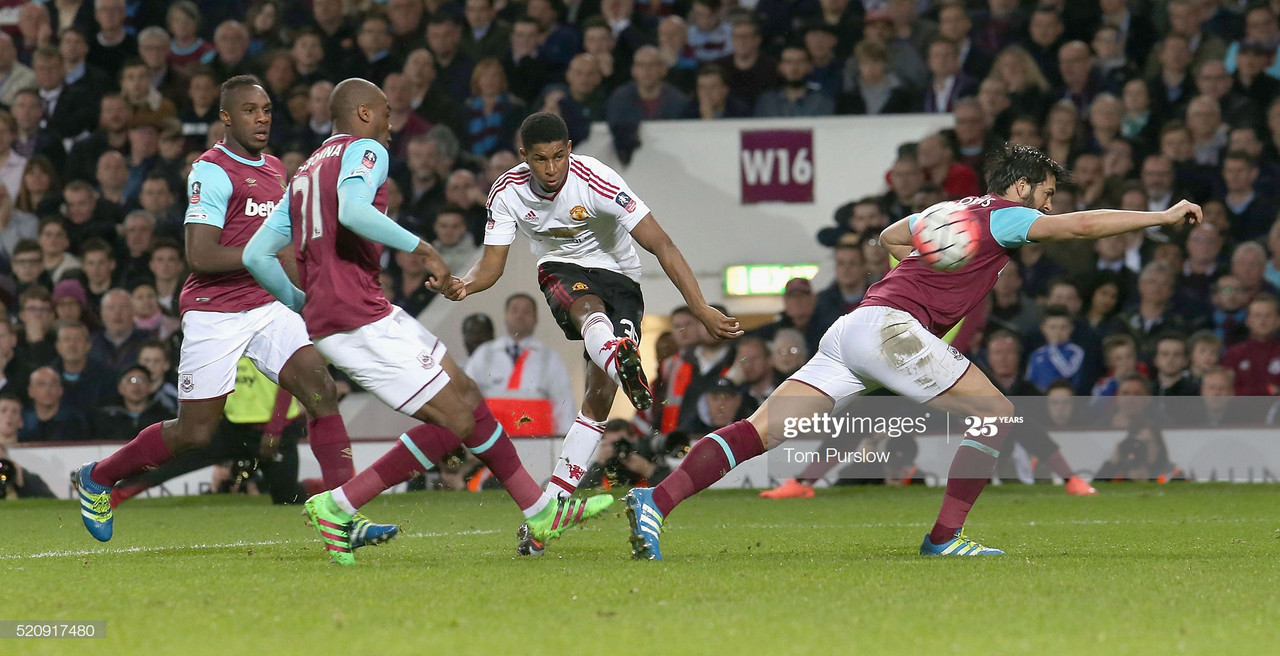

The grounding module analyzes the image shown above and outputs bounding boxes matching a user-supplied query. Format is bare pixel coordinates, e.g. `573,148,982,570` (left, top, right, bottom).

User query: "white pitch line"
1,528,501,561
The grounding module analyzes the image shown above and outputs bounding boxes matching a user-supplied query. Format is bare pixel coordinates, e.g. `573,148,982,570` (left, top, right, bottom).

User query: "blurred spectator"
464,58,525,156
120,58,177,128
386,247,437,317
1025,306,1084,392
90,288,150,374
976,77,1012,137
464,293,575,434
771,327,808,377
1081,272,1128,340
136,339,177,413
1225,5,1280,79
290,30,327,88
1196,366,1238,427
95,150,128,206
1119,78,1155,151
938,2,990,81
714,17,777,104
1084,93,1121,154
678,375,757,436
582,18,628,95
658,304,736,433
1092,24,1135,94
814,238,866,331
385,73,431,161
1146,0,1227,79
402,49,464,138
753,46,832,118
18,366,88,442
461,313,495,357
10,91,65,174
686,0,729,63
1056,40,1098,114
1149,34,1195,121
505,17,556,105
60,26,111,98
0,183,37,261
682,62,749,119
655,16,697,94
10,240,46,296
1231,241,1276,301
0,322,25,401
1188,330,1223,386
433,205,480,275
1221,293,1280,396
606,45,687,123
1222,151,1274,242
1042,100,1080,168
580,418,669,489
802,23,842,99
988,259,1037,338
538,53,607,139
61,181,120,250
52,278,94,331
1092,333,1140,397
32,46,96,141
165,2,214,77
343,13,398,87
730,335,780,405
442,169,487,243
984,328,1042,395
1122,262,1185,351
462,0,511,62
923,38,975,114
1212,274,1251,347
990,45,1050,122
1153,333,1197,396
1022,5,1064,82
1235,41,1280,112
51,321,115,416
37,218,78,283
749,278,823,356
92,364,170,440
147,240,182,316
524,0,578,70
0,112,26,202
917,131,979,198
134,172,179,237
427,13,478,102
66,93,132,185
131,281,178,340
1186,95,1227,168
0,32,36,108
883,154,923,220
951,99,995,176
137,26,185,107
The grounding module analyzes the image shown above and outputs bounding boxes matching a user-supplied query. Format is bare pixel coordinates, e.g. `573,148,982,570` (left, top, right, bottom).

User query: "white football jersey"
484,154,650,282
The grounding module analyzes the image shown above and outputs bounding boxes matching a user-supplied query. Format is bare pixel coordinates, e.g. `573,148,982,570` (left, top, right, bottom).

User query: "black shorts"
537,261,644,343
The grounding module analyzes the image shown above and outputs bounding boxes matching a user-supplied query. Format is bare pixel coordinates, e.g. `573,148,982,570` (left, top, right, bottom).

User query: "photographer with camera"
579,419,673,489
1,394,58,498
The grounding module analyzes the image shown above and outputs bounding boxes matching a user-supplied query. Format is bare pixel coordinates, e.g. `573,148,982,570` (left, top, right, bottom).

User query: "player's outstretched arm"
448,244,511,301
879,218,916,262
243,201,306,312
1027,200,1202,242
630,214,743,339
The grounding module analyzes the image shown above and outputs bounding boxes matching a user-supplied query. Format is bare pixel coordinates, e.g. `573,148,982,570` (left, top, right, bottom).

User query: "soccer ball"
910,201,981,271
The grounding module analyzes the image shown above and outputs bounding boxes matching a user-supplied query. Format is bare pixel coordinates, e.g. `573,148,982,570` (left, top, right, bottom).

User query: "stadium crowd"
3,0,1280,493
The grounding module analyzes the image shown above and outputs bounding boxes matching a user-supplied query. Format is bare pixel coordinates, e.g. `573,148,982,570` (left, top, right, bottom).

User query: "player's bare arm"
879,218,915,262
185,224,249,273
446,243,511,301
629,213,742,339
1027,199,1202,242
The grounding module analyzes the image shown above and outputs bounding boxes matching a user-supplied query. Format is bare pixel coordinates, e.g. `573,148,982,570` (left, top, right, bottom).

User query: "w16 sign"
740,130,814,204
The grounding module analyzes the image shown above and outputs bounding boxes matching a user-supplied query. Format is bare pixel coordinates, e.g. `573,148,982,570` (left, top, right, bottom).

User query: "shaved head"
329,77,391,144
331,78,382,123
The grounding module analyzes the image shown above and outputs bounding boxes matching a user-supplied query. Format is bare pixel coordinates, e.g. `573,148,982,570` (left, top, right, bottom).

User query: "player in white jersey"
441,112,741,555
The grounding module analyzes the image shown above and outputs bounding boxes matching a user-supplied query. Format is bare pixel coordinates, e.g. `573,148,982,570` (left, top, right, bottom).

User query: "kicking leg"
546,361,617,499
73,397,225,542
570,294,650,410
626,380,833,560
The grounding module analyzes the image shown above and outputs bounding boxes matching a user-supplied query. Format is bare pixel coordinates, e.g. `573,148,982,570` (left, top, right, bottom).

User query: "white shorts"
178,302,313,400
315,306,451,416
789,305,971,404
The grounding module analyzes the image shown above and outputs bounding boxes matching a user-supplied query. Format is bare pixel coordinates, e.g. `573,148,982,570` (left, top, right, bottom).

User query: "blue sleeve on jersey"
990,206,1043,248
243,198,305,313
184,161,233,229
336,177,422,253
338,139,390,192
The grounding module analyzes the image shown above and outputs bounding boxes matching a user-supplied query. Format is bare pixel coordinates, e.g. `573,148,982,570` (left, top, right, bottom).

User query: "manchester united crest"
569,205,589,221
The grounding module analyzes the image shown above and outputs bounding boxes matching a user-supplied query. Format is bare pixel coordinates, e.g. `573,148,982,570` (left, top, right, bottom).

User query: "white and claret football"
910,201,981,272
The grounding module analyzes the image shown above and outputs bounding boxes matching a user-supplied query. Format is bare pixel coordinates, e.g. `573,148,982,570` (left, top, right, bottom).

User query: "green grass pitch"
6,484,1279,655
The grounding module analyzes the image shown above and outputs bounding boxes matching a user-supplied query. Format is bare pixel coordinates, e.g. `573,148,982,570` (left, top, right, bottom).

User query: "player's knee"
448,413,477,442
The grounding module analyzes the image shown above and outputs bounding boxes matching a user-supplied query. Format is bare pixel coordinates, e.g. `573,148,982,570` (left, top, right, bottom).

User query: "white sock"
547,413,607,498
522,492,552,519
330,487,357,515
581,312,621,385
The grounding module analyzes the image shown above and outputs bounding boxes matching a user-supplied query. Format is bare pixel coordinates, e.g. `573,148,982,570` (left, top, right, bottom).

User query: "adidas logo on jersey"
523,210,538,222
244,198,278,217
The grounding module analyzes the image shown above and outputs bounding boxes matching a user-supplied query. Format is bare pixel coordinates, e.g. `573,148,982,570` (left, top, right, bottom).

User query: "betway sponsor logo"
245,198,278,217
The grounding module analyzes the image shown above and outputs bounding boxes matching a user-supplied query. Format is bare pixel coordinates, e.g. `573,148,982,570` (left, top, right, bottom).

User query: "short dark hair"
696,62,728,84
220,75,265,110
505,292,538,311
1041,305,1073,322
984,143,1071,194
519,112,569,149
1046,379,1074,394
1224,150,1258,169
81,238,115,258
